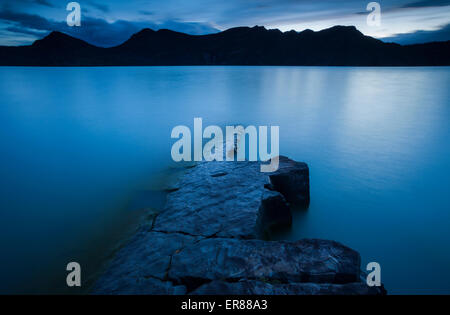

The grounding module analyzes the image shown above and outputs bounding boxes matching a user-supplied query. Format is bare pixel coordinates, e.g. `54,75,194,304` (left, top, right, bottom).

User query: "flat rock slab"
154,156,309,239
169,238,361,291
92,232,382,295
93,156,385,295
93,230,376,294
92,230,197,294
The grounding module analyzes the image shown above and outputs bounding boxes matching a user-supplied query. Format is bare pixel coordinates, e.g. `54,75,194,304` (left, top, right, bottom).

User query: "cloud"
0,9,219,47
355,0,450,15
35,0,54,7
0,1,448,46
402,0,450,8
381,23,450,44
4,26,47,37
88,1,110,13
0,0,55,9
139,10,154,16
0,10,59,31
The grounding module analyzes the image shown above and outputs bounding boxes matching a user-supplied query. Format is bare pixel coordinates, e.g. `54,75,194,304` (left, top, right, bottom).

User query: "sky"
0,0,449,46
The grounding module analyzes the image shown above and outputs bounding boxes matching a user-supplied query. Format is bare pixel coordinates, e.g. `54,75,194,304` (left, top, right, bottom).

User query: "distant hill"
0,25,449,66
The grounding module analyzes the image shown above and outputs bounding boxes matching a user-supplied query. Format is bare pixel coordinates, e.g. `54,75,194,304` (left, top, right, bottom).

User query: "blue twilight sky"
0,0,449,46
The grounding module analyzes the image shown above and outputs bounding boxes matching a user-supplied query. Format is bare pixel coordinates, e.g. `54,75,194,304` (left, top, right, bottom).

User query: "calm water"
0,66,449,294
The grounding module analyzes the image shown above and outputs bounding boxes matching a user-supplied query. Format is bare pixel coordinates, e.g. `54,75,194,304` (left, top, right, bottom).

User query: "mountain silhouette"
1,26,449,66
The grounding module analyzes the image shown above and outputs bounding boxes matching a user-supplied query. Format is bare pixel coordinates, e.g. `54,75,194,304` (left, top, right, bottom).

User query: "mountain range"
1,25,449,66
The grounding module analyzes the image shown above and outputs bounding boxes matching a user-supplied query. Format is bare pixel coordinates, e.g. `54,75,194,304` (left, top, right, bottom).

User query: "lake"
0,66,449,294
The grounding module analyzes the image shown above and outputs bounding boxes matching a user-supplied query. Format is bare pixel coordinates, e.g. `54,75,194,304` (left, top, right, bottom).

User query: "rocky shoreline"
92,156,385,295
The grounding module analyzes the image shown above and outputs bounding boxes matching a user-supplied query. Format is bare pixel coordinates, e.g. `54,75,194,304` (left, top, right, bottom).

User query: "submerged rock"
93,156,385,295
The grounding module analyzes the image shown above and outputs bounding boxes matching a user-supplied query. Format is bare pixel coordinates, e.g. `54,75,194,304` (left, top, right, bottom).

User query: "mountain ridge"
0,25,449,66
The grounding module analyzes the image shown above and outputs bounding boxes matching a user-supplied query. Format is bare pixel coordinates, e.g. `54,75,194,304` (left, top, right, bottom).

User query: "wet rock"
258,190,291,232
169,238,361,291
92,230,197,294
93,156,385,295
191,280,385,295
93,234,374,295
269,156,310,206
153,156,309,239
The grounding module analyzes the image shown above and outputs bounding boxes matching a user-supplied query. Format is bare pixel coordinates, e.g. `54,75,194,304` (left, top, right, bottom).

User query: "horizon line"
2,24,447,49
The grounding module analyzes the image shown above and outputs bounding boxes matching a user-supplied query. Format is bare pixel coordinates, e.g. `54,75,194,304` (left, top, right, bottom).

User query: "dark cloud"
139,10,154,16
355,0,450,15
382,23,450,44
4,26,47,37
0,0,56,9
88,1,110,13
0,10,59,31
0,9,219,47
402,0,450,8
35,0,54,7
0,0,448,46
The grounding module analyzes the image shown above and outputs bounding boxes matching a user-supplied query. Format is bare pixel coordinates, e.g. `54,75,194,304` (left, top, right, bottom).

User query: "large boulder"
268,156,310,206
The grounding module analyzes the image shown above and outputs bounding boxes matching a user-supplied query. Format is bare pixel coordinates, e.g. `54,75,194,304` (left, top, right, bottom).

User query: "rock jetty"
92,156,385,295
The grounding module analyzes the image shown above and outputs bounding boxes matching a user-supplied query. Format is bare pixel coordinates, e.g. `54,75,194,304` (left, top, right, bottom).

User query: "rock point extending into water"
93,156,385,295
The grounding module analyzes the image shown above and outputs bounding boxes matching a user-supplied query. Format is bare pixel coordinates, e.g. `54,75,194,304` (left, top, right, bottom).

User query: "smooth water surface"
0,66,449,294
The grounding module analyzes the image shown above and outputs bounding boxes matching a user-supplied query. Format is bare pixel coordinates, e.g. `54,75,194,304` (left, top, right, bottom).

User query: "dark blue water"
0,66,449,294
